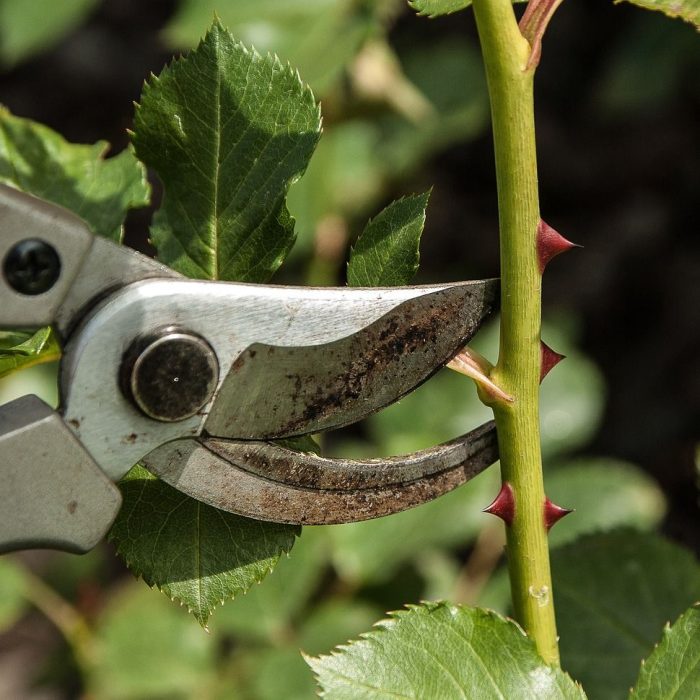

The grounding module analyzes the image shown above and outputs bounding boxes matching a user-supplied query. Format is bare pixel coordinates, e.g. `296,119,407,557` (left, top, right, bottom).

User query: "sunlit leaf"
163,0,375,97
133,20,320,282
0,108,149,242
347,192,429,287
0,327,60,379
109,465,299,626
617,0,700,29
307,602,586,699
409,0,525,19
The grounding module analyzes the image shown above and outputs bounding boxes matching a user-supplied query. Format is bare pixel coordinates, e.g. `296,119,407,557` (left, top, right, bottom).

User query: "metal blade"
62,277,497,482
205,279,498,439
142,422,498,524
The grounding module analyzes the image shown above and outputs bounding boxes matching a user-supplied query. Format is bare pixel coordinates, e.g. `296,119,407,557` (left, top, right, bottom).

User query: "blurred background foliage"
0,0,697,697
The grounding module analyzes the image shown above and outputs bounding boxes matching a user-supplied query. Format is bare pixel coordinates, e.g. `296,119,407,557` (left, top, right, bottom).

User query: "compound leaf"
0,108,149,242
553,530,700,699
109,465,298,627
307,602,586,699
631,605,700,698
132,19,321,282
617,0,700,29
347,192,429,287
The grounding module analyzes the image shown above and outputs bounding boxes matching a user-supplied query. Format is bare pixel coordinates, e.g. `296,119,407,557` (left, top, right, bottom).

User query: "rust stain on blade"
204,281,498,439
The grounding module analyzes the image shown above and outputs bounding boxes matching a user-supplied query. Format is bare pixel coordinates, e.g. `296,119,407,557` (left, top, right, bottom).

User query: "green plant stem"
472,0,559,664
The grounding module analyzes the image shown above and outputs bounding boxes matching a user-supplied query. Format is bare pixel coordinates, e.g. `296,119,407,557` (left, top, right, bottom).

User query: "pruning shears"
0,185,499,555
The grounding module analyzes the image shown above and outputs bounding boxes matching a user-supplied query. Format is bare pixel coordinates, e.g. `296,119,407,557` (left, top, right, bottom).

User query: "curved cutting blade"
205,279,498,439
142,422,498,524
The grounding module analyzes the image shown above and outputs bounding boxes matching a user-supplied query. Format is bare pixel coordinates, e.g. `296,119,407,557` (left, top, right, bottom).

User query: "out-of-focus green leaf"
0,0,99,68
537,320,606,457
0,557,27,631
545,458,667,547
0,108,150,242
553,530,700,699
369,315,603,458
299,598,384,655
409,0,525,19
618,0,700,29
132,20,320,282
596,14,700,117
91,583,216,700
327,468,497,585
0,327,60,379
347,192,429,287
108,465,299,627
210,527,327,643
631,605,700,698
307,602,586,699
164,0,375,96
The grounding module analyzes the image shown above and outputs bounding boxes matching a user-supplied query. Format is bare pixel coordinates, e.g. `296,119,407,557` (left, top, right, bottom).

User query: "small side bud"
484,482,515,526
537,219,578,273
543,497,573,531
540,341,565,382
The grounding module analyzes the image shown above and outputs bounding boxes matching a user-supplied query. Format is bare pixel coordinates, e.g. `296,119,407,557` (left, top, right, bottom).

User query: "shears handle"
0,395,121,554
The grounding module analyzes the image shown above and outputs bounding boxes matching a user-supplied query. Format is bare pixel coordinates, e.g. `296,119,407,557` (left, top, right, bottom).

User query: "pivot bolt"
3,238,61,295
123,329,219,422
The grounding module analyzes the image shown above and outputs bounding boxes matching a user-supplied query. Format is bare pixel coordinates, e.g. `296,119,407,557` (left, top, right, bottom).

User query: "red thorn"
540,341,565,382
543,497,573,531
537,219,578,273
483,482,515,526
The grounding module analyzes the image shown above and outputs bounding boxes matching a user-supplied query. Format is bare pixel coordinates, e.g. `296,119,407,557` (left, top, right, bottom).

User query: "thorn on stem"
543,497,573,531
537,219,579,273
540,341,565,382
483,482,515,526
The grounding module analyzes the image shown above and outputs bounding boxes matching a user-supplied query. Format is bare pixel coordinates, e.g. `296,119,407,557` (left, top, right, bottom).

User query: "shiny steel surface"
62,277,496,481
143,422,498,524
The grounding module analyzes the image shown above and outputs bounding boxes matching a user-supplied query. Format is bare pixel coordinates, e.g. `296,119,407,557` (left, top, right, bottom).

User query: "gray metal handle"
0,395,122,554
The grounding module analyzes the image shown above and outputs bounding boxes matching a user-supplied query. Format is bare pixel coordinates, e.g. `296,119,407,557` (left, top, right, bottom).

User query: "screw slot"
3,238,61,296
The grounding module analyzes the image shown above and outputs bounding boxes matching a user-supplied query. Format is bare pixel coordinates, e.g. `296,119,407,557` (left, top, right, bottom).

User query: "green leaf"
108,465,299,627
0,557,27,631
553,530,700,699
409,0,525,19
132,20,321,282
617,0,700,30
0,0,99,68
631,605,700,699
307,602,586,699
210,527,327,643
0,108,150,242
545,458,666,547
0,327,61,379
347,192,429,287
90,582,216,700
163,0,375,97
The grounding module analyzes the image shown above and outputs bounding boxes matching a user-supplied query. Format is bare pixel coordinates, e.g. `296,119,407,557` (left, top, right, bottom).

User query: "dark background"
1,0,697,550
